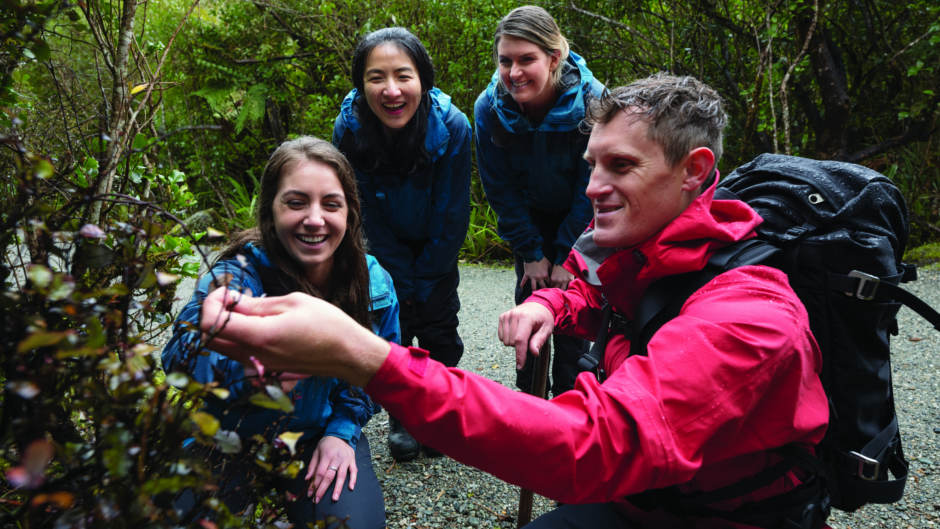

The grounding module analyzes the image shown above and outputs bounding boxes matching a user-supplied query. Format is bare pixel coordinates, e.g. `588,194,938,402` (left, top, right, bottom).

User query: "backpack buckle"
846,270,880,300
849,451,881,480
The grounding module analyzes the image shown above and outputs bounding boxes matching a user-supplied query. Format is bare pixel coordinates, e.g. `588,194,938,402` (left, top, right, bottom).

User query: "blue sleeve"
324,384,379,449
373,275,402,346
161,259,263,400
323,261,401,446
414,108,471,302
473,95,544,262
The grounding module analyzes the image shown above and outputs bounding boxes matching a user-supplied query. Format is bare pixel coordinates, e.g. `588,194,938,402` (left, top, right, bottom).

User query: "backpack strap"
829,415,909,506
826,271,940,331
579,238,781,373
577,303,612,381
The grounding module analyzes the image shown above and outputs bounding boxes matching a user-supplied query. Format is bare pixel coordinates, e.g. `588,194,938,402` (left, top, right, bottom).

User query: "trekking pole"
516,340,551,528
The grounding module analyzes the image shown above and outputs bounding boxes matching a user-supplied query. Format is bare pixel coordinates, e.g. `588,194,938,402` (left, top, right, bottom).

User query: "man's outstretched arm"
199,287,387,388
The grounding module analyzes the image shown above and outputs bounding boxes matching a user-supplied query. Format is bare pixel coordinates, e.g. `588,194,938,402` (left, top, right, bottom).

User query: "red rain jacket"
366,183,828,526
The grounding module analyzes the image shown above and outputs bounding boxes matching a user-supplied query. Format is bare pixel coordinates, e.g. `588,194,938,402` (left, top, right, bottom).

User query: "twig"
567,2,657,47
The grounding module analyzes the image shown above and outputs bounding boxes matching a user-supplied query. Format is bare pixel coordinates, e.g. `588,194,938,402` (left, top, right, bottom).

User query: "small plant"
461,177,511,264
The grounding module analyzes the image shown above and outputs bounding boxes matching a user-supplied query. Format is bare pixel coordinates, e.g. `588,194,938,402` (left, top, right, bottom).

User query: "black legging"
399,265,464,368
514,208,589,397
176,435,385,529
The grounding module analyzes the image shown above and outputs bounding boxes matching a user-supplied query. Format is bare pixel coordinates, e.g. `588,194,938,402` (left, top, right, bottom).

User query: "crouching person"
198,74,830,529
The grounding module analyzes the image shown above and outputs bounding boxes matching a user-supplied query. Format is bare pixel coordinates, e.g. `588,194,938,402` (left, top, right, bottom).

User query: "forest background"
1,0,938,527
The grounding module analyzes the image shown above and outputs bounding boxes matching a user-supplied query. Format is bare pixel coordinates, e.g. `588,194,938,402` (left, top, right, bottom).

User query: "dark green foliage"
0,2,352,526
0,0,938,524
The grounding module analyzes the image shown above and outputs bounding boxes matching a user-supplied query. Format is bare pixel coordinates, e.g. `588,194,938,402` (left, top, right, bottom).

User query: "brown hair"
220,136,371,327
584,72,727,187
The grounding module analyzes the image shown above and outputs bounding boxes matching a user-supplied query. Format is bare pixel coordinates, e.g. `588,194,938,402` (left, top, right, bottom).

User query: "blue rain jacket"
474,51,605,263
333,87,471,303
161,243,400,448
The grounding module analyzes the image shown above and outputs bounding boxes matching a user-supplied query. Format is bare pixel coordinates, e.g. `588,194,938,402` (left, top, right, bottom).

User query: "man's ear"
681,147,716,191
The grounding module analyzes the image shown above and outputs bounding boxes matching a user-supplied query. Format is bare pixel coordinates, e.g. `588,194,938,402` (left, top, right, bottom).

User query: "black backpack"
579,153,940,526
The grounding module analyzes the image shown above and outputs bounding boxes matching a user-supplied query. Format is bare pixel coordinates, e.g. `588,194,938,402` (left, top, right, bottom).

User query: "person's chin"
591,228,629,249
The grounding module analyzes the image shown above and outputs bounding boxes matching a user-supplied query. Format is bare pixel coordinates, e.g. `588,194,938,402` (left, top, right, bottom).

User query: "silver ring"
328,466,338,471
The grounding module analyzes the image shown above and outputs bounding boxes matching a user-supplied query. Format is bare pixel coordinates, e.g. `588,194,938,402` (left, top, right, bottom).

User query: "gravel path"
364,264,940,529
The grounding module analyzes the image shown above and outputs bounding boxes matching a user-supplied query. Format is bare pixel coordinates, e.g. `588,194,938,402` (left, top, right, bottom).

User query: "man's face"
583,111,697,249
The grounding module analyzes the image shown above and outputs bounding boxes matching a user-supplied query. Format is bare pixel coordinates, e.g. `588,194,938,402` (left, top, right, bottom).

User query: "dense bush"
1,0,938,526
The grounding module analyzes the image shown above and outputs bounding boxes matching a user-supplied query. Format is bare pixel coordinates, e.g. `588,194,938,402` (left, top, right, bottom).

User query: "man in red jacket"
200,73,830,528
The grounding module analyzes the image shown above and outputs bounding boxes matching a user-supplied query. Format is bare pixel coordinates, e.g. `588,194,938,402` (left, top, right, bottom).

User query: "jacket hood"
481,51,597,133
335,86,453,160
567,174,763,311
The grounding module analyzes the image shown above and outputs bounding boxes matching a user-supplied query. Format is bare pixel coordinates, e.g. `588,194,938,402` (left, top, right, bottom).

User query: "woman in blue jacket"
163,137,394,529
474,5,606,397
333,27,471,462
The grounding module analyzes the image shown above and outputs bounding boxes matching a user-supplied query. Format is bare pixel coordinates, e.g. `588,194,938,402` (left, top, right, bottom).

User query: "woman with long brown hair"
163,136,393,528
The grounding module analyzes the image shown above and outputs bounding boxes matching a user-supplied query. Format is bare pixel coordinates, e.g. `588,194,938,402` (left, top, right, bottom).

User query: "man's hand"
306,435,356,503
199,287,389,387
520,258,551,292
497,302,555,369
548,265,574,290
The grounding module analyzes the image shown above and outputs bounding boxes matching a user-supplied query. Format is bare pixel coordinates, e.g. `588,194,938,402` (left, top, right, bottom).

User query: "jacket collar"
336,87,452,161
484,51,595,133
568,176,762,312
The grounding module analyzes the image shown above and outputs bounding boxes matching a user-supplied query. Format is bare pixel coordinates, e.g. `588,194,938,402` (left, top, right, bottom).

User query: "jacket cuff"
518,246,544,263
324,419,360,450
365,344,434,417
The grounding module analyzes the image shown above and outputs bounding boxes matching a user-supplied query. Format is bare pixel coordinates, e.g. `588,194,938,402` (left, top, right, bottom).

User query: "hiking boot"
387,416,419,462
422,444,444,458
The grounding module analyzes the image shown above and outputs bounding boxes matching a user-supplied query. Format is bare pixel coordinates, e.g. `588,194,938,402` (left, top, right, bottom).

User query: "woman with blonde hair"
474,5,605,397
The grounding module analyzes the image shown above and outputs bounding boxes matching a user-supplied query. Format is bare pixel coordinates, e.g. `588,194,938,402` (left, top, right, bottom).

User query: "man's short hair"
584,73,727,182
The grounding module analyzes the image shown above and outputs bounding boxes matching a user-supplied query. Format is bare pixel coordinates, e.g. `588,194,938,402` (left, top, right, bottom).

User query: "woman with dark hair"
333,27,471,462
474,5,605,398
162,136,393,529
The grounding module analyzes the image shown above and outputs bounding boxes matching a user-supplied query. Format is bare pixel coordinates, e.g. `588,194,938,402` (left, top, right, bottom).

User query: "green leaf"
47,276,75,301
277,431,303,456
132,133,151,150
191,411,220,436
31,40,50,61
235,83,268,134
248,385,294,413
214,429,242,454
18,330,72,353
165,372,189,388
193,85,235,115
33,158,53,179
27,264,52,288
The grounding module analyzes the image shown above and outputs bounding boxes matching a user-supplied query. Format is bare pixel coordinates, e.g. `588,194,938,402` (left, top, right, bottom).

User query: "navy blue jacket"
474,51,605,264
333,87,471,303
162,243,400,448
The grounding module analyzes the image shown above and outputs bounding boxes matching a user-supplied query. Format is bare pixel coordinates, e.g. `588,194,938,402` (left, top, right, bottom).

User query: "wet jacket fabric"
474,51,605,263
333,87,471,304
162,243,400,449
363,183,829,526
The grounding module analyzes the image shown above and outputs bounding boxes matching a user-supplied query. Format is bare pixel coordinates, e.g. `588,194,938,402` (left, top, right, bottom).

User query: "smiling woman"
272,160,348,288
161,136,397,529
332,27,472,464
361,42,423,130
473,5,606,399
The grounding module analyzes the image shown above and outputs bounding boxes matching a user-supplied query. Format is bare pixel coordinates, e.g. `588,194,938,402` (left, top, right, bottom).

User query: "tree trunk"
88,0,139,225
800,5,851,159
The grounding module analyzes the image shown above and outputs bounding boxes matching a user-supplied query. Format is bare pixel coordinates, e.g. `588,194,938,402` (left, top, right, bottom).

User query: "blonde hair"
493,5,569,88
